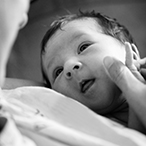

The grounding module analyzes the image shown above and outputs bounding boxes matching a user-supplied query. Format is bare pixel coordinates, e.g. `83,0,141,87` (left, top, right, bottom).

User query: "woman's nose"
64,59,82,79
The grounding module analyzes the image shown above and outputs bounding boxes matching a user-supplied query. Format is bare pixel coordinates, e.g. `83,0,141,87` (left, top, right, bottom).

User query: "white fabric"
0,86,146,146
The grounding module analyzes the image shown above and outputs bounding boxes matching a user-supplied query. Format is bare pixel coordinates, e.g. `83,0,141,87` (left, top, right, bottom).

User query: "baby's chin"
89,100,115,115
78,96,113,114
87,90,124,114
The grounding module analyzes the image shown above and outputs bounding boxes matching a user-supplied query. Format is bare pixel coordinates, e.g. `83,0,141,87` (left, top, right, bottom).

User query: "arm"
0,0,30,87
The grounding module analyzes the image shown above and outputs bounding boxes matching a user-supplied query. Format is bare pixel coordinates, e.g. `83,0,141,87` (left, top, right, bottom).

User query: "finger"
139,58,146,68
131,43,140,58
125,42,133,67
132,51,139,60
103,56,145,96
140,69,146,80
125,42,137,71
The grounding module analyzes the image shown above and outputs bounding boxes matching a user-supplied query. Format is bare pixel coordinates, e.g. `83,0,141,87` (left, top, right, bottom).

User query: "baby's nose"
64,60,82,79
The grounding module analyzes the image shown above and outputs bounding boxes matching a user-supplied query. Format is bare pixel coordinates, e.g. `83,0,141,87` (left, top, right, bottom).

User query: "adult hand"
103,56,146,130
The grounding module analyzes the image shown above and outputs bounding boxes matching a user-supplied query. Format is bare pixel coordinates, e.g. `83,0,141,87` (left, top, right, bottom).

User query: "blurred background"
6,0,146,82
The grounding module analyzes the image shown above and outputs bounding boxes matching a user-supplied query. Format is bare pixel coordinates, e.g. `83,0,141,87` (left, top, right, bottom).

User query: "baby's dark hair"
41,10,136,88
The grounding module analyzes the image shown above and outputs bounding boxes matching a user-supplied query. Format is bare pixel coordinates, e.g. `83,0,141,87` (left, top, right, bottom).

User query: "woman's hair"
41,10,136,88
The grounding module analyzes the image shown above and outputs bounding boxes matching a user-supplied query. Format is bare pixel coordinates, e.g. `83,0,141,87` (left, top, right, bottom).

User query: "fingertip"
125,42,130,47
125,41,133,67
131,43,140,58
103,56,114,70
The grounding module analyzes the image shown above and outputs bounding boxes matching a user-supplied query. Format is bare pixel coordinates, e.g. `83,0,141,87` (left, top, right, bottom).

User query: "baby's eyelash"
78,42,92,54
54,67,63,79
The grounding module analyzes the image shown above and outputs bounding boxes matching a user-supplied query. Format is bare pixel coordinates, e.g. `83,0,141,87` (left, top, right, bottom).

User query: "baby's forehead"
61,17,102,32
51,17,103,42
49,18,99,41
45,18,103,51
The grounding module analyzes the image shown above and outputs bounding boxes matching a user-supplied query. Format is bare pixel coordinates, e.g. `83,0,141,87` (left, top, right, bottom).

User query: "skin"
0,0,30,87
42,18,129,116
104,44,146,133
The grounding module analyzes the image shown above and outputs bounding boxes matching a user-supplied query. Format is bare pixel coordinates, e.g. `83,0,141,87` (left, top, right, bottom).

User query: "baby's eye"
54,67,63,79
78,42,91,54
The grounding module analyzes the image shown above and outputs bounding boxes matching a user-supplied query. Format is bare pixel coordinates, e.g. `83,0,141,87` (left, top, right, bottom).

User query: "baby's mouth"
80,78,95,93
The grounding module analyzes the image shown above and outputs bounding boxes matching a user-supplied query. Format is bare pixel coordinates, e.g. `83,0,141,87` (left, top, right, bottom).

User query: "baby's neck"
105,94,129,126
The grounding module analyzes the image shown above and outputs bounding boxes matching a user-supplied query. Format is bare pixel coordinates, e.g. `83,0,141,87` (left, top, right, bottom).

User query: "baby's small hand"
125,42,146,83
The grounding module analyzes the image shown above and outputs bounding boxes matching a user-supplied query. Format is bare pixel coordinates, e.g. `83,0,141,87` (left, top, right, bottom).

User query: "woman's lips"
80,78,95,93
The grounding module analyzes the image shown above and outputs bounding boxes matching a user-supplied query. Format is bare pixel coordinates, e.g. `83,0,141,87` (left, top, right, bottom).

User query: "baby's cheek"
53,80,68,94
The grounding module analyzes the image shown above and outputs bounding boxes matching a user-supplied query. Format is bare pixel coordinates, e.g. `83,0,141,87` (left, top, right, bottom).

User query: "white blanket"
0,86,146,146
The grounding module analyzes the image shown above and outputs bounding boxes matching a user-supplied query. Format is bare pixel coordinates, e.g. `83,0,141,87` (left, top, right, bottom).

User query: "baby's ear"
131,44,140,60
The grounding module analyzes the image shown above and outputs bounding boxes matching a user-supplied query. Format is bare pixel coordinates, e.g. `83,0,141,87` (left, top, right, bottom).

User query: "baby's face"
43,18,126,114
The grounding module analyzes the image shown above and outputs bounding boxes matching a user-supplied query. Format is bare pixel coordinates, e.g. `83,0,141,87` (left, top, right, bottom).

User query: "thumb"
103,56,145,96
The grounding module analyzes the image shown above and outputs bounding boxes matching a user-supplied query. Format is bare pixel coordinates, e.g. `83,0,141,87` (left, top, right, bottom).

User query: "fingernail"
103,57,114,69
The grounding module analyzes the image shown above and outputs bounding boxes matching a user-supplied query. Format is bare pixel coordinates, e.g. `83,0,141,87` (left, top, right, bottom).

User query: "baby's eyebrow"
69,33,84,44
